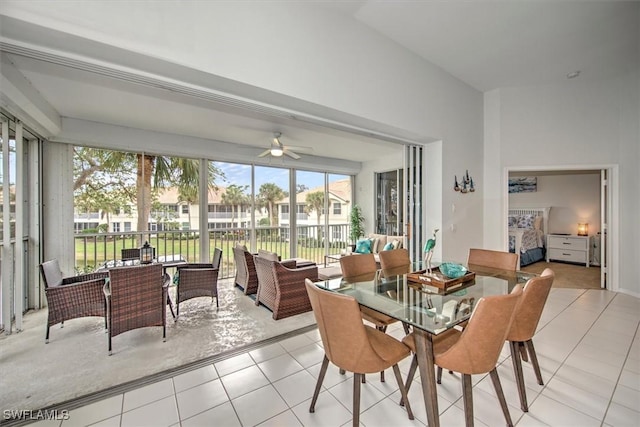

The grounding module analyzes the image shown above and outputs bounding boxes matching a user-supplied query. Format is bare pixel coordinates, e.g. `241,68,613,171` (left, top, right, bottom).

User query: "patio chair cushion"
40,260,63,287
257,249,279,262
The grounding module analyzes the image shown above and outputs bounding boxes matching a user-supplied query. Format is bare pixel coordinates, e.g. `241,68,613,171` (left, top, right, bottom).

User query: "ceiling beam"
0,53,61,137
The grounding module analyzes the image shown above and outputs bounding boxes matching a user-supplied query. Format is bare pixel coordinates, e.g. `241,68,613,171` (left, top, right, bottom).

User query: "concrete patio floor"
0,278,316,414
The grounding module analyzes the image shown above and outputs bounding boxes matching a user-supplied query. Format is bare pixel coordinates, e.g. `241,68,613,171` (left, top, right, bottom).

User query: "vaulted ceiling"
1,1,637,163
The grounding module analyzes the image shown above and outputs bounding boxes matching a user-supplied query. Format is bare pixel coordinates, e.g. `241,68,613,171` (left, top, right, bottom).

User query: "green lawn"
74,236,330,276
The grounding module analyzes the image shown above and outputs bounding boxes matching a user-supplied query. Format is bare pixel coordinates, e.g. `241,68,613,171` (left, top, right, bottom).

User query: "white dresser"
546,235,589,267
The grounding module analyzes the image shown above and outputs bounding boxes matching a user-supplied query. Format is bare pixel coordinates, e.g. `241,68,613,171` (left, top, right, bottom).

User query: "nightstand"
546,235,589,267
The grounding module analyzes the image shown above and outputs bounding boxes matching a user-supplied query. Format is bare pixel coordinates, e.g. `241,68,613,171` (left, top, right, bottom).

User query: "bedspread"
509,229,544,253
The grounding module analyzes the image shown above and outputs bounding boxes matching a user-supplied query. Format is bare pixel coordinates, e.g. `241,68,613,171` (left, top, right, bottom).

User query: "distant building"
277,178,351,241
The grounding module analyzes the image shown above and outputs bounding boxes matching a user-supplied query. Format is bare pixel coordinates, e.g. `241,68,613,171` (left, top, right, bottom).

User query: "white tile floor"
27,288,640,427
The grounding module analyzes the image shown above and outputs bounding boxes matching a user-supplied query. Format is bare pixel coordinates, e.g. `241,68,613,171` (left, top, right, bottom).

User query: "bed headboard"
509,207,551,233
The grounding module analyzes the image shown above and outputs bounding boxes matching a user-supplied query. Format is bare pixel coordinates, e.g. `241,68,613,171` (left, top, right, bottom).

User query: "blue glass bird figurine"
423,228,439,274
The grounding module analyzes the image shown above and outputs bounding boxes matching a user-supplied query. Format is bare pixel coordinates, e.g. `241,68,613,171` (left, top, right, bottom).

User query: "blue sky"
213,162,328,193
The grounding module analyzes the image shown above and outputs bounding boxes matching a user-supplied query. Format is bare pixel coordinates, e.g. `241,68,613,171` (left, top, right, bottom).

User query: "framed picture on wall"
509,176,537,193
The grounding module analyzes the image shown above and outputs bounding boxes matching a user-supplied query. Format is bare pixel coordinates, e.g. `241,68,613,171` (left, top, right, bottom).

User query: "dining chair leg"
45,326,50,344
310,356,329,413
392,364,414,419
437,366,443,384
525,339,544,385
353,373,362,427
461,374,474,427
339,368,345,375
400,355,417,407
489,368,513,426
519,341,529,362
509,341,528,412
377,325,387,383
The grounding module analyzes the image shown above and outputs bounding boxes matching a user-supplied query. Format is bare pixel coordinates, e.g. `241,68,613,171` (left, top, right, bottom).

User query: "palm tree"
257,183,286,227
74,147,222,242
221,184,249,229
305,191,325,243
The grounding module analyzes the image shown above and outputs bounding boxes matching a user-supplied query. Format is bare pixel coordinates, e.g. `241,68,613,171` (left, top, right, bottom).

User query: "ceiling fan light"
270,142,283,157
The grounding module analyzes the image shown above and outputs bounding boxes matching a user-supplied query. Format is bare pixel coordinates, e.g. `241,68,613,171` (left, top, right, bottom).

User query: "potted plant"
348,204,365,251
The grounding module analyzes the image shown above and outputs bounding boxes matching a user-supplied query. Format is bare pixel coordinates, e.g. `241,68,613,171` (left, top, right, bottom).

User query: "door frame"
504,164,618,291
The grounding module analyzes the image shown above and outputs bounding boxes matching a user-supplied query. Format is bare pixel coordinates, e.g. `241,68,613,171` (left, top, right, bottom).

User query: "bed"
508,207,551,267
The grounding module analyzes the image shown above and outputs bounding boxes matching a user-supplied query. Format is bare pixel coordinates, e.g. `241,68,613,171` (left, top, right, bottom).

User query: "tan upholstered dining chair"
340,253,410,382
304,279,414,427
468,248,519,271
507,268,555,412
402,285,523,427
377,248,411,270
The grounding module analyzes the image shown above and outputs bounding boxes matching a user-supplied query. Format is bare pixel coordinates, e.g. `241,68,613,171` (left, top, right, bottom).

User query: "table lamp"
577,223,588,236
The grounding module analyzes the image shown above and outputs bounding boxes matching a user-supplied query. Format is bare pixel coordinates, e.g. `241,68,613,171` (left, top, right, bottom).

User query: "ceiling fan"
258,132,313,160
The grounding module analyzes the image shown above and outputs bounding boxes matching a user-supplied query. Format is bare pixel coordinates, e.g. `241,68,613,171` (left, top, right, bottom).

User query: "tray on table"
406,267,476,294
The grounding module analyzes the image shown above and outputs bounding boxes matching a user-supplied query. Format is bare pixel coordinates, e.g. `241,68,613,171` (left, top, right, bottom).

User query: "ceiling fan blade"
284,149,301,160
285,145,313,153
258,149,271,158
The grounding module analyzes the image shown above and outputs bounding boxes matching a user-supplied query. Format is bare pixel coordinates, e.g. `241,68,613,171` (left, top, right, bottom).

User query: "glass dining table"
314,262,536,427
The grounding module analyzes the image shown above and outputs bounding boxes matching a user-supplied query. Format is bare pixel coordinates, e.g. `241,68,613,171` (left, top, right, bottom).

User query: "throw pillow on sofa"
355,238,372,254
382,242,394,251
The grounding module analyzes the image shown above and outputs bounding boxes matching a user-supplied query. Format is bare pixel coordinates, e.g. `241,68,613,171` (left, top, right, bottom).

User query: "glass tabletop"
314,263,536,335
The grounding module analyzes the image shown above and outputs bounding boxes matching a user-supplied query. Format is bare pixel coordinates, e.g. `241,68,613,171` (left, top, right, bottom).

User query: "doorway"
506,166,615,290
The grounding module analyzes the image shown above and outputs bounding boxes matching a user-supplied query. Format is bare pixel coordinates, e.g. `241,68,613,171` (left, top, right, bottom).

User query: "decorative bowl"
439,262,468,279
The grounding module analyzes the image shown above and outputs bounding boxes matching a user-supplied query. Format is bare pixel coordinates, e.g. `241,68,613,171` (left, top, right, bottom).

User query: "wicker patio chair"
39,259,109,343
121,248,141,262
175,261,220,318
104,263,168,355
254,255,318,320
232,244,259,295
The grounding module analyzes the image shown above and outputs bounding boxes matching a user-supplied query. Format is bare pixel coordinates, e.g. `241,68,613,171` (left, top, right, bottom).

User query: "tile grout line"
599,311,640,425
520,290,634,424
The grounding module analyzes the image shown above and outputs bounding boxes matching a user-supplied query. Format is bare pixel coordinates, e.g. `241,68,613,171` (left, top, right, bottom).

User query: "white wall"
485,68,640,295
1,1,485,263
509,173,601,235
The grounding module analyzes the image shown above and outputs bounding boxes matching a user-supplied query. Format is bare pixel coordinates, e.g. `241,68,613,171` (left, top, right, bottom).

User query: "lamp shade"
140,241,154,264
577,223,588,236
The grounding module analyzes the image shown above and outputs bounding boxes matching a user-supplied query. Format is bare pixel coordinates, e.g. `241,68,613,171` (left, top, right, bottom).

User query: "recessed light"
567,71,581,79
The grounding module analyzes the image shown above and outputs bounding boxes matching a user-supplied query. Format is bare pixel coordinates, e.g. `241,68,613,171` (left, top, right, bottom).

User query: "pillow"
388,236,404,249
368,234,386,253
382,242,395,251
369,237,379,254
533,215,543,230
508,215,518,228
354,238,372,254
517,214,535,229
